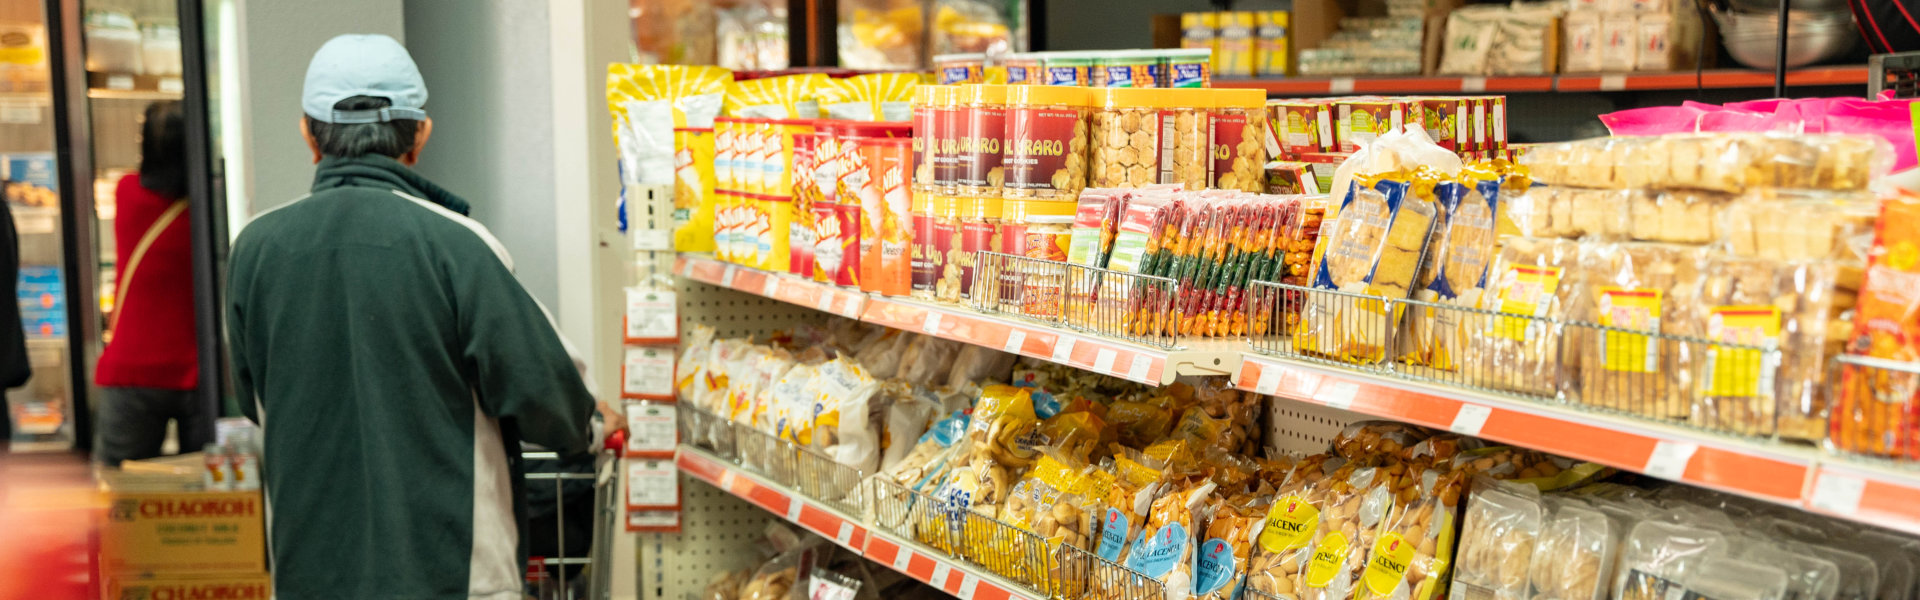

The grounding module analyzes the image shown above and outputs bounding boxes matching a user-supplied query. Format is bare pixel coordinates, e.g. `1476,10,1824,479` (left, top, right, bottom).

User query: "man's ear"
401,118,433,167
300,118,321,164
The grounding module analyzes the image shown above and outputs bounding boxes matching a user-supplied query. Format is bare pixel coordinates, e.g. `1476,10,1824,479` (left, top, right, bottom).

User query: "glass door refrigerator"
5,0,222,454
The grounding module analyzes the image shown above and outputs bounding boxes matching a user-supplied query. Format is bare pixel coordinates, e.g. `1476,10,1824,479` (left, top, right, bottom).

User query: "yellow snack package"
724,73,829,119
607,64,732,252
820,72,926,122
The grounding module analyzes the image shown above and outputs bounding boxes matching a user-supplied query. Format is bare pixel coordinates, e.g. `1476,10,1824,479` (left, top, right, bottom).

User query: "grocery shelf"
1234,353,1819,504
675,253,1242,385
1214,66,1872,95
1804,461,1920,537
676,445,1045,600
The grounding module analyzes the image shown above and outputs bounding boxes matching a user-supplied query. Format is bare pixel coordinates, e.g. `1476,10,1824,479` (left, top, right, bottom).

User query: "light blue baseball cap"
302,34,428,124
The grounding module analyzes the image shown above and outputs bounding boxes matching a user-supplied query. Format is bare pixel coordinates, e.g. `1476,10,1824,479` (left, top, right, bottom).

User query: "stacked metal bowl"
1712,0,1858,69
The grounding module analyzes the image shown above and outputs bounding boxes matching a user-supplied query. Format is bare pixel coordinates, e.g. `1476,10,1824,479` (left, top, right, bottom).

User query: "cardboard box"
1268,99,1333,157
1404,97,1470,152
102,572,271,600
99,488,267,575
1333,98,1407,153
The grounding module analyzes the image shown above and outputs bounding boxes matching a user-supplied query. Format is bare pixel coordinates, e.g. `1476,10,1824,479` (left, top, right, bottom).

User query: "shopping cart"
522,430,627,600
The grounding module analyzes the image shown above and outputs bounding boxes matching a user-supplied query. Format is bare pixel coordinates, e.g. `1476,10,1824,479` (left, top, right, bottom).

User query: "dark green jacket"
227,155,597,599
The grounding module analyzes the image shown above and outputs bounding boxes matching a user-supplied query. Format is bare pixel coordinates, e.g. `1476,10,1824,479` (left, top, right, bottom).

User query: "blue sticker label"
1169,63,1208,88
1097,507,1132,562
1007,65,1029,84
1044,66,1084,86
1125,522,1190,578
1194,538,1238,596
921,411,970,447
1103,65,1135,88
940,66,974,85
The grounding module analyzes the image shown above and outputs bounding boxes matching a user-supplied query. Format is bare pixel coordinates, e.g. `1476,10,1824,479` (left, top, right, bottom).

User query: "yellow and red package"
1834,190,1920,458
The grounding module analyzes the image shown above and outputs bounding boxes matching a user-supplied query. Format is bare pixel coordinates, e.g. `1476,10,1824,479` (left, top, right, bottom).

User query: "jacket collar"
311,155,472,216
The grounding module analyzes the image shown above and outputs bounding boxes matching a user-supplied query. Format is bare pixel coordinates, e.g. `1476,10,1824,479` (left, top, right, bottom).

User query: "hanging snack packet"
1195,497,1264,600
810,358,884,472
1126,481,1218,600
1096,451,1171,562
607,64,732,252
1299,465,1395,600
961,385,1043,512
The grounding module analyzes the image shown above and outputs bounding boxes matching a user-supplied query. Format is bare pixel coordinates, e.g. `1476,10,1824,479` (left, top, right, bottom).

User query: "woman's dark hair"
304,95,422,159
138,101,187,199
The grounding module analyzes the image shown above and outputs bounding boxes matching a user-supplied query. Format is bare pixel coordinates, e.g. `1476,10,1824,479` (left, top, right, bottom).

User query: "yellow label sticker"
1304,531,1350,588
1491,265,1561,340
1257,495,1320,554
1115,456,1164,487
1361,532,1416,597
1705,306,1781,398
1596,287,1662,373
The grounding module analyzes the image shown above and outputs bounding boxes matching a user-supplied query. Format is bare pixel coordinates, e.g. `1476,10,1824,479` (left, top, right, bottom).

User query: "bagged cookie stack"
1508,132,1891,440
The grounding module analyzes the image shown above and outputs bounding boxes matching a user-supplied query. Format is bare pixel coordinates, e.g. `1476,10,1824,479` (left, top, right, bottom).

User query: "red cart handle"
604,430,628,452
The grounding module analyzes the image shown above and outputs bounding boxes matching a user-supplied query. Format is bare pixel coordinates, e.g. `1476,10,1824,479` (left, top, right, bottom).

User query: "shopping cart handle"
604,430,628,452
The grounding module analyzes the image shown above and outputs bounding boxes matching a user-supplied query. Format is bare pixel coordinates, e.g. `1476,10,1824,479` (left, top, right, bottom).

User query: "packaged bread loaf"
1468,237,1580,396
1527,498,1617,600
1296,178,1440,364
1403,178,1502,370
1612,521,1729,600
1717,191,1879,262
1568,242,1707,419
1452,483,1544,600
1834,191,1920,458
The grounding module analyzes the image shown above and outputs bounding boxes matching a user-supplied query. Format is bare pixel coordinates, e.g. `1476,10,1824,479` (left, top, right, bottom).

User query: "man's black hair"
305,95,422,159
138,101,187,199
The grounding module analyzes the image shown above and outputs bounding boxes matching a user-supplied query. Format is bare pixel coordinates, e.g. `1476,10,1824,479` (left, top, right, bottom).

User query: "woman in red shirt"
93,101,205,466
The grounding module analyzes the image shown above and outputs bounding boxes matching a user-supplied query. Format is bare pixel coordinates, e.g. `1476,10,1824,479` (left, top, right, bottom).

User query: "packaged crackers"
1833,192,1920,458
1468,237,1581,397
1567,242,1708,419
1296,178,1440,364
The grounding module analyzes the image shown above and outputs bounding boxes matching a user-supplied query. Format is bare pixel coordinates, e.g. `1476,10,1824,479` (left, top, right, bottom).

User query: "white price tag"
1808,472,1866,515
158,77,185,94
930,563,952,587
1600,74,1628,91
1253,368,1282,396
1050,336,1077,364
1449,404,1492,436
625,459,678,507
1093,349,1118,375
1128,355,1153,382
808,573,860,600
1319,381,1359,410
891,546,914,571
763,276,782,297
106,74,133,90
816,292,836,313
1461,76,1488,93
1329,77,1356,94
622,347,676,398
786,498,804,521
1003,330,1028,354
1643,441,1698,480
719,470,737,491
923,312,944,334
721,265,738,287
633,229,673,251
678,259,693,278
958,575,980,600
624,402,678,454
627,510,681,529
625,289,678,340
835,522,855,547
0,101,38,125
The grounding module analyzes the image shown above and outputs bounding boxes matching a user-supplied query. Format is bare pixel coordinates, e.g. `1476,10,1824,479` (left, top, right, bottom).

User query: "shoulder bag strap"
111,200,189,334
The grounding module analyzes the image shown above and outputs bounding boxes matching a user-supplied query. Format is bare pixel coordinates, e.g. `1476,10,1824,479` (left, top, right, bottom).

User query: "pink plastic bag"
1598,104,1709,135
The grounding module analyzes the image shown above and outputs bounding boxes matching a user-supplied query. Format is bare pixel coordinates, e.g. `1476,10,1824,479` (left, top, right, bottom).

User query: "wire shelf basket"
677,402,737,461
970,251,1183,350
1829,354,1920,461
1245,280,1789,441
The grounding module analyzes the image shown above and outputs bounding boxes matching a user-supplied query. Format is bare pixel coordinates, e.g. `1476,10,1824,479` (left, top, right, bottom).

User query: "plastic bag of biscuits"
1299,465,1397,600
1526,498,1619,600
1353,467,1459,600
1566,242,1707,420
1467,237,1581,397
1246,459,1340,600
1332,421,1434,460
1124,479,1218,600
1611,521,1729,600
1717,190,1879,262
1296,177,1440,364
1693,256,1844,439
1194,496,1266,600
1628,189,1728,245
1451,481,1544,600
